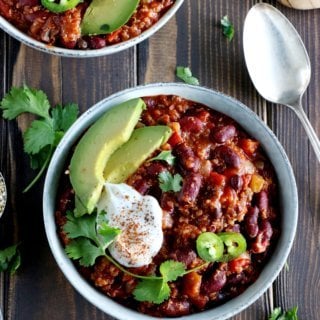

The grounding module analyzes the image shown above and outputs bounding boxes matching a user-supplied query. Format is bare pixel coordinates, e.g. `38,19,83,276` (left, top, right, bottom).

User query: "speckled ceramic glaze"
0,0,184,58
43,83,298,320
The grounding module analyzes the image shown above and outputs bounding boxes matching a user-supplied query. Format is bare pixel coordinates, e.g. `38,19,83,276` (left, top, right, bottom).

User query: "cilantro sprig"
220,15,234,41
176,66,199,85
133,260,185,303
0,244,21,274
158,171,183,192
63,210,207,304
64,210,121,267
0,85,79,192
269,306,298,320
150,150,176,166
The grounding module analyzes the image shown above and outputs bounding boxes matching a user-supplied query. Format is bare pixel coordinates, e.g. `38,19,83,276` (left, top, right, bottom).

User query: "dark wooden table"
1,0,319,319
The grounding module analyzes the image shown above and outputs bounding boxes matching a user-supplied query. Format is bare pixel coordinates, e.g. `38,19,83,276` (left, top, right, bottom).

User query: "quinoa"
0,172,7,214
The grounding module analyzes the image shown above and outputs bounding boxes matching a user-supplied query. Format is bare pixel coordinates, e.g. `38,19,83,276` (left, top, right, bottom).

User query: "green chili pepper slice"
196,232,224,262
41,0,81,13
217,232,247,262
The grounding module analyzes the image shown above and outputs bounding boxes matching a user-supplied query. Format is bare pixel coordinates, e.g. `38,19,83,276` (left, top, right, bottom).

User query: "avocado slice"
69,98,145,215
81,0,139,36
104,126,172,184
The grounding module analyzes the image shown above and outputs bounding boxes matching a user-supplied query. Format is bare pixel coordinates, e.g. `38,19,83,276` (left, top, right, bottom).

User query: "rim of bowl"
0,0,184,58
43,83,298,320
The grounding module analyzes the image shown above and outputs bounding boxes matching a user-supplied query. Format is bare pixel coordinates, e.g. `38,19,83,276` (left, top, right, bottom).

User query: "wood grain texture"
0,0,319,319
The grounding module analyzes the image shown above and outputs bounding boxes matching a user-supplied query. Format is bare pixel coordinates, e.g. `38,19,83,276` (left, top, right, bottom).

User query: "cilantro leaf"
63,211,98,242
159,260,186,282
220,15,234,41
23,119,55,155
133,279,170,304
0,86,50,120
0,244,21,274
150,150,175,165
65,238,104,267
269,307,298,320
51,103,79,132
176,66,200,85
63,210,122,267
158,171,183,192
97,222,121,248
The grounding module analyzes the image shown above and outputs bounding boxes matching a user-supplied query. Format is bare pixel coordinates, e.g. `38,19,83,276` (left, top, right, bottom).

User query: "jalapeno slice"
41,0,81,13
196,232,224,262
217,232,247,262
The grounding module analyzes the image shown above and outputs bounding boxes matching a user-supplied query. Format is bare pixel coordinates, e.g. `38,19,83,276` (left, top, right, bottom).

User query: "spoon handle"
290,101,320,162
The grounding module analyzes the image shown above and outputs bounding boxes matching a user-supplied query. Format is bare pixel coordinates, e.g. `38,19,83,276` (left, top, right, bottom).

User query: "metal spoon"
0,171,7,217
243,3,320,162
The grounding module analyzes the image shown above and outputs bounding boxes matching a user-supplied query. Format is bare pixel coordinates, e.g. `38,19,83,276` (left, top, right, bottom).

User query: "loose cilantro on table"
0,85,79,192
176,66,199,85
269,306,298,320
158,171,183,192
150,150,176,165
0,244,21,274
220,15,234,41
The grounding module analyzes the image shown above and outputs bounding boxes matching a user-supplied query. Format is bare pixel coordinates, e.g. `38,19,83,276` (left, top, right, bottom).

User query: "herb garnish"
64,210,121,266
64,210,207,304
220,15,234,41
269,306,298,320
158,171,183,192
176,66,199,85
0,85,79,192
0,244,21,274
150,150,176,165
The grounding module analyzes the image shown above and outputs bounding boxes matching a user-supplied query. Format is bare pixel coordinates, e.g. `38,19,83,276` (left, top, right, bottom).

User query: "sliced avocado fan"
69,98,145,216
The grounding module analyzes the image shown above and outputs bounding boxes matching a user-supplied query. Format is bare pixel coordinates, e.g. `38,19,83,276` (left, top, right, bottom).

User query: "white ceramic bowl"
43,83,298,320
0,1,184,58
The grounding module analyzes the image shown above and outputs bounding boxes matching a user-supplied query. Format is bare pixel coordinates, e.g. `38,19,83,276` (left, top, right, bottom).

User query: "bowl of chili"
0,0,184,57
43,83,298,319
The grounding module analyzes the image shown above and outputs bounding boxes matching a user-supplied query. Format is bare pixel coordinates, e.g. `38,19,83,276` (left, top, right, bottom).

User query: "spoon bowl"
0,172,7,217
243,3,320,161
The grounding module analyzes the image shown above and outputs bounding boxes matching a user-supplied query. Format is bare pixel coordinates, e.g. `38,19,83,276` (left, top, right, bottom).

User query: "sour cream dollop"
97,182,163,268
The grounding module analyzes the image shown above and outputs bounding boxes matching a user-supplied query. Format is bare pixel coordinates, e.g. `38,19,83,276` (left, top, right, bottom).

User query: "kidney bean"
170,248,197,268
18,0,39,6
245,206,259,238
215,146,241,169
131,179,150,195
174,143,200,172
146,162,166,177
251,220,273,253
257,190,269,216
212,125,236,143
160,299,190,317
88,36,106,49
178,173,202,204
230,175,243,191
202,269,227,294
180,116,204,133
